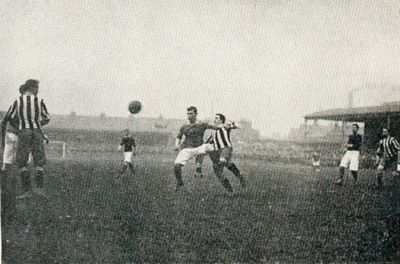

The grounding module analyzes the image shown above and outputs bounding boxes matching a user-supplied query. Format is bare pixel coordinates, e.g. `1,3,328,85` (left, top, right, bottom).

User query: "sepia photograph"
1,0,400,263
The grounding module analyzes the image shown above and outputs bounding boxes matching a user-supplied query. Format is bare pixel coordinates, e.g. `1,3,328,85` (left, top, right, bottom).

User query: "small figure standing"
375,127,400,188
311,151,321,172
118,129,136,175
334,124,362,186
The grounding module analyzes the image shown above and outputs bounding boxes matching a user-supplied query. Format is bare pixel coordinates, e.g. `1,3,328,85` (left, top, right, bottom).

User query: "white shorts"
2,132,18,165
123,152,133,163
340,150,360,171
174,144,214,166
312,160,320,167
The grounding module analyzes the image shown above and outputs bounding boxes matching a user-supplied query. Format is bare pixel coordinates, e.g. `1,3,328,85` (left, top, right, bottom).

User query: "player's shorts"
378,157,397,171
312,160,321,167
16,129,46,168
174,144,214,166
340,150,360,171
123,151,133,163
209,147,233,164
2,132,18,165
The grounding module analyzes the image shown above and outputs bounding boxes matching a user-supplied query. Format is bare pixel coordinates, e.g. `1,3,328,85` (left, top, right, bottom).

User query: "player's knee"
174,160,183,166
227,160,235,167
35,166,44,171
174,163,182,171
219,158,227,166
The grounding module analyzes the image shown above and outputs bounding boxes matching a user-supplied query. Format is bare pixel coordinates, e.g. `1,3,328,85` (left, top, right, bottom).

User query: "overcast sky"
1,0,400,138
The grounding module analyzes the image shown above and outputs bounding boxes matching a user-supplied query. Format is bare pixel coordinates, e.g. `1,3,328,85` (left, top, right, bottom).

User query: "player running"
375,127,400,189
118,129,136,175
334,124,362,186
208,113,245,192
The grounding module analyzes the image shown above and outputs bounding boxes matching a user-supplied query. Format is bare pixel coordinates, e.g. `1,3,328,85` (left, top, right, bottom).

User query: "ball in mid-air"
128,100,142,114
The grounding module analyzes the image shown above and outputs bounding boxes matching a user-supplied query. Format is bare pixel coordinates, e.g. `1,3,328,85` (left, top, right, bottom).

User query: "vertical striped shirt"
377,136,400,159
210,127,232,150
5,95,50,130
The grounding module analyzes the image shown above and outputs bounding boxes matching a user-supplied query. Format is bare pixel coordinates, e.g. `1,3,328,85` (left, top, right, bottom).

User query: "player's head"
19,84,26,94
352,123,359,133
214,113,226,124
24,79,39,95
124,129,130,135
382,127,390,138
186,106,197,123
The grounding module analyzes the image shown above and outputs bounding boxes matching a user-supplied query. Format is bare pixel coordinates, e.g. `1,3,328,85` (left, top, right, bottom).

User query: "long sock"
174,165,183,186
351,171,357,182
222,178,233,192
128,163,135,173
338,167,345,180
120,164,127,174
377,172,383,186
20,169,32,193
35,168,44,189
226,162,241,177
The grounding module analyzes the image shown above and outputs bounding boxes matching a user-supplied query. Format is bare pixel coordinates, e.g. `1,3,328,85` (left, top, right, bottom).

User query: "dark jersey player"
334,124,362,186
173,106,223,190
175,106,207,178
118,129,136,175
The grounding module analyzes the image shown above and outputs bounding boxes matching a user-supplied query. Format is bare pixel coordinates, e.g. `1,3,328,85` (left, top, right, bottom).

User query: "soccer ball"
128,100,142,114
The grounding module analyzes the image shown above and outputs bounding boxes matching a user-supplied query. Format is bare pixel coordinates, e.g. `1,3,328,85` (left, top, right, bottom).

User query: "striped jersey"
377,136,400,159
209,127,232,150
5,94,50,130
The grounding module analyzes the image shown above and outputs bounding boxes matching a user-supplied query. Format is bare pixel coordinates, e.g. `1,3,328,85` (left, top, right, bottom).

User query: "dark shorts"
383,157,397,171
209,147,233,163
17,129,46,168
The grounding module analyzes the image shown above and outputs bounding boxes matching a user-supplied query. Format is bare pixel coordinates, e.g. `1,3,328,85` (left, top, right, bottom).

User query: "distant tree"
100,112,106,119
69,111,77,118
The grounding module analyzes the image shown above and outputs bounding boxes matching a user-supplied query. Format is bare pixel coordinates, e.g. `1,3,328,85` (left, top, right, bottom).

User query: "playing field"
2,152,400,263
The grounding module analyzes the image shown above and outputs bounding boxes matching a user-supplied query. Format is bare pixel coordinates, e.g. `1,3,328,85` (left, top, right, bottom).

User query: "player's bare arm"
1,118,6,149
174,138,182,151
204,121,237,130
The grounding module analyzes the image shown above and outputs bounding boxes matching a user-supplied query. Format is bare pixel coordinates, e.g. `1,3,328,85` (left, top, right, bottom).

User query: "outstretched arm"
204,121,239,130
226,121,239,129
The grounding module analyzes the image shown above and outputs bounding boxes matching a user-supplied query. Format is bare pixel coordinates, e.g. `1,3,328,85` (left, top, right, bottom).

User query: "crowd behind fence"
40,129,379,169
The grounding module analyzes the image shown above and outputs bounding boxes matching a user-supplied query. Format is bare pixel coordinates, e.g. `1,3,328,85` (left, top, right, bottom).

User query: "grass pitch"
2,152,400,263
